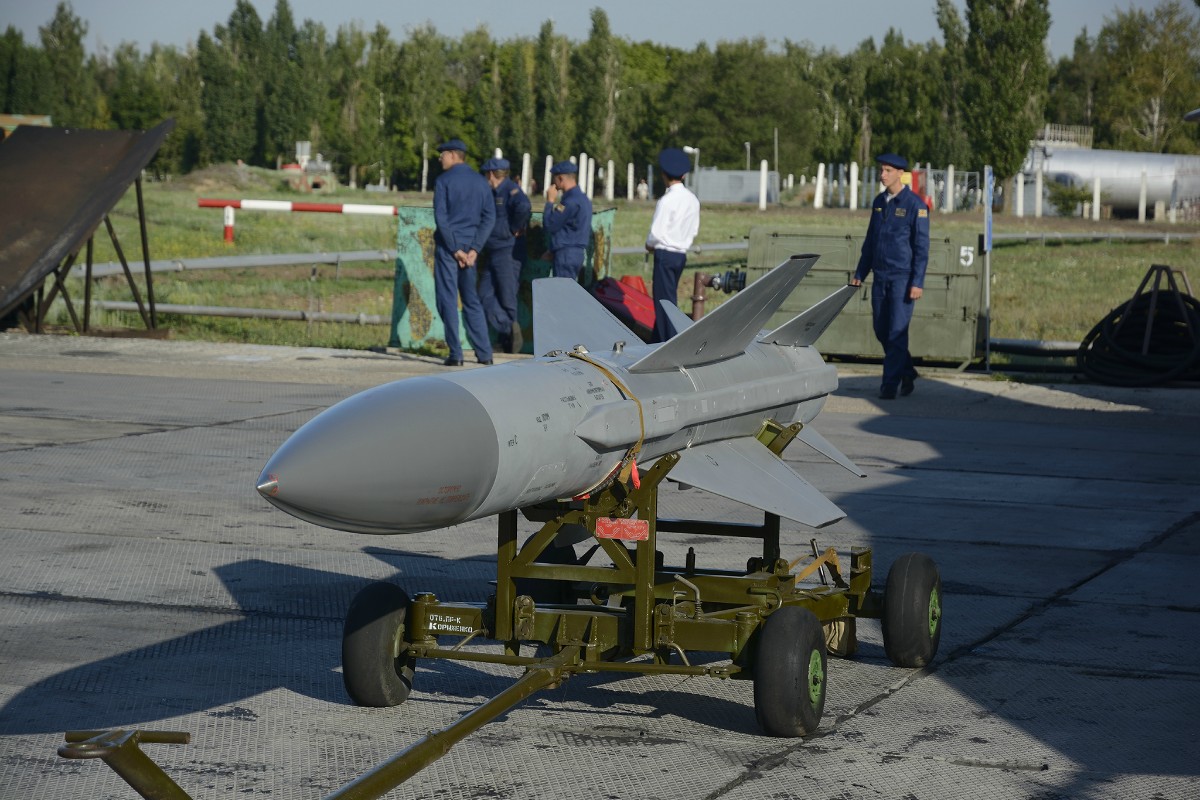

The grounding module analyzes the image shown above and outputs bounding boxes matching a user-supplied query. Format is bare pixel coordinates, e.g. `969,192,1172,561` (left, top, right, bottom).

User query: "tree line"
3,0,1198,191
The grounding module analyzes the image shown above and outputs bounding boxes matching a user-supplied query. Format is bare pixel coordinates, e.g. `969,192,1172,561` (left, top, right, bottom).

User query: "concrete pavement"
0,331,1196,799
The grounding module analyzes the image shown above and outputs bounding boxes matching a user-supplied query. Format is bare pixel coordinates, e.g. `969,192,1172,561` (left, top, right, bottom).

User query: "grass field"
50,164,1200,355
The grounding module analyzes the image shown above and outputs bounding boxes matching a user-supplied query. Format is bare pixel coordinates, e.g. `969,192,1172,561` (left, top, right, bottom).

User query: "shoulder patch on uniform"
554,204,565,212
918,208,928,217
509,187,519,195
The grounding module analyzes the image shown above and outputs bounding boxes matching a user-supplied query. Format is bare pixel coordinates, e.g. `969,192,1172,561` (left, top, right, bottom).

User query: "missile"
256,255,863,535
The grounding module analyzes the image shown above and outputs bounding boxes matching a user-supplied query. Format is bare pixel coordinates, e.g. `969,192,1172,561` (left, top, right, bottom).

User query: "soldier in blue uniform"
851,153,930,399
433,138,495,366
542,161,592,280
479,157,532,353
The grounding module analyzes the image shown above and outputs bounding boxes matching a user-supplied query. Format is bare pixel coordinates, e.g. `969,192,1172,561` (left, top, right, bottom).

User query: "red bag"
591,276,655,343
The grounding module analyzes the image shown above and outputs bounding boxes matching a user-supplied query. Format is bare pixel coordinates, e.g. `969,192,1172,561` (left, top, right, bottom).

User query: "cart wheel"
882,553,942,667
753,606,827,737
342,581,416,707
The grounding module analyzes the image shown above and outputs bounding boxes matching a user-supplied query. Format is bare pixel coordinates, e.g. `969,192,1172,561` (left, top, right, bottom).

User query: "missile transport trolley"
333,431,942,794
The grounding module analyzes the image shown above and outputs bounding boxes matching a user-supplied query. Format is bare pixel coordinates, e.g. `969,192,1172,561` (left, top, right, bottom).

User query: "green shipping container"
745,227,985,366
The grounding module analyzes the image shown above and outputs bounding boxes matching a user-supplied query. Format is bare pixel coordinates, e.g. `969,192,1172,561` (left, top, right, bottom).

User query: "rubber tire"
342,581,416,707
882,553,942,668
753,606,827,737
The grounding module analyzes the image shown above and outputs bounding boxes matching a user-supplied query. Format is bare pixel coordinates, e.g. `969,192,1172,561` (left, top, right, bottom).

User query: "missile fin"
759,284,859,348
629,255,819,373
660,301,695,337
533,277,638,355
666,437,845,528
794,424,865,477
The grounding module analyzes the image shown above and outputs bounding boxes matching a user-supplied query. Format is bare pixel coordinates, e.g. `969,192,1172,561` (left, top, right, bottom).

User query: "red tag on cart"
594,518,649,541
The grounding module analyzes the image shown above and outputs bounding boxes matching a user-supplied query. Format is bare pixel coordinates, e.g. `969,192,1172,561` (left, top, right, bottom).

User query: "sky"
3,0,1168,59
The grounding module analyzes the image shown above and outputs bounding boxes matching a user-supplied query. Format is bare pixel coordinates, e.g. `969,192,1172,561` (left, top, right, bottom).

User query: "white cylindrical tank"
1026,146,1200,213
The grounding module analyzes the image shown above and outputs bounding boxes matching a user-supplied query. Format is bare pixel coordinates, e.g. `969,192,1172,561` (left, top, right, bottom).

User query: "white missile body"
256,255,862,534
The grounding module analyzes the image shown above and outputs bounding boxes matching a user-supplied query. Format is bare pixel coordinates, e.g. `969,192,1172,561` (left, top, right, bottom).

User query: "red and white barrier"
198,198,400,243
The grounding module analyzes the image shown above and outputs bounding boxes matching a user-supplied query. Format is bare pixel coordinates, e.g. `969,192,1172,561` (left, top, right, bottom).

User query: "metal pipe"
691,272,710,320
324,653,571,800
60,730,194,800
91,301,389,325
82,250,397,279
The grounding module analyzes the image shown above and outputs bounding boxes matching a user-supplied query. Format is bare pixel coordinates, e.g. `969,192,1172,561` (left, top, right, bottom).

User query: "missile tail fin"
795,424,865,477
759,284,858,348
660,301,695,337
666,437,845,529
533,277,638,355
629,255,819,373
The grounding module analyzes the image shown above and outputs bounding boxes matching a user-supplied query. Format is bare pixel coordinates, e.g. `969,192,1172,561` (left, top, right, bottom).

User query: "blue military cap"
876,153,908,170
436,138,468,153
550,160,578,175
480,157,510,172
658,147,691,178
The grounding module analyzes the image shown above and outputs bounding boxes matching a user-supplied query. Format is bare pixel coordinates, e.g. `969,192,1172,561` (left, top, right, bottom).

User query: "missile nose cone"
257,474,279,497
257,377,500,534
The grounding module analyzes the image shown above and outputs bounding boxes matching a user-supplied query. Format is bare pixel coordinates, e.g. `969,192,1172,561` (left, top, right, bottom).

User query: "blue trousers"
479,244,518,341
552,247,585,279
435,245,492,362
651,248,687,343
870,275,917,389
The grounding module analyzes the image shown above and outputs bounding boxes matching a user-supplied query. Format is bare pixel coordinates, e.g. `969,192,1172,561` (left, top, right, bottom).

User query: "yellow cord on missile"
568,349,646,489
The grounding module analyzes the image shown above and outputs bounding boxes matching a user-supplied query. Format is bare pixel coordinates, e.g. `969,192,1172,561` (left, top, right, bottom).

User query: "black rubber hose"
1077,290,1200,386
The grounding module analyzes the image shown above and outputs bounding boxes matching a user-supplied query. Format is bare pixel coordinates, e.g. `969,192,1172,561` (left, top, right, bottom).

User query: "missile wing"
257,256,861,534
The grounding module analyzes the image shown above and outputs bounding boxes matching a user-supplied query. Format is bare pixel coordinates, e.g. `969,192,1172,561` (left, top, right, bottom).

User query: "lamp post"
683,145,700,200
744,142,751,171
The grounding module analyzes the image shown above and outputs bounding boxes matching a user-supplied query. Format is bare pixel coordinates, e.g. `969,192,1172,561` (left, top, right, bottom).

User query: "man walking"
433,138,495,366
851,153,929,399
645,147,700,342
479,157,531,353
543,161,592,280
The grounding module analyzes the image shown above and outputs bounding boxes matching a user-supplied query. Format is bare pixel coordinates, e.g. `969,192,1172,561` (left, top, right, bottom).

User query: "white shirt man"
645,148,700,342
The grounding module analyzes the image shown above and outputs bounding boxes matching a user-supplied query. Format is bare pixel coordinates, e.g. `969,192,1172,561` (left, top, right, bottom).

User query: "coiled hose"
1077,290,1200,386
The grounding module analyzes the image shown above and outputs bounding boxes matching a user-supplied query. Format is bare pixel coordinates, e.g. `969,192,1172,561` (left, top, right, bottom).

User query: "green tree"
196,1,264,165
322,23,374,185
933,0,973,167
792,45,859,167
500,40,538,162
962,0,1051,180
39,2,104,127
261,0,323,166
152,43,205,174
665,39,819,177
861,30,942,165
1045,30,1102,128
1092,1,1200,153
534,21,574,160
453,25,500,154
393,24,452,187
100,43,163,131
0,27,52,116
614,39,673,176
573,8,621,162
